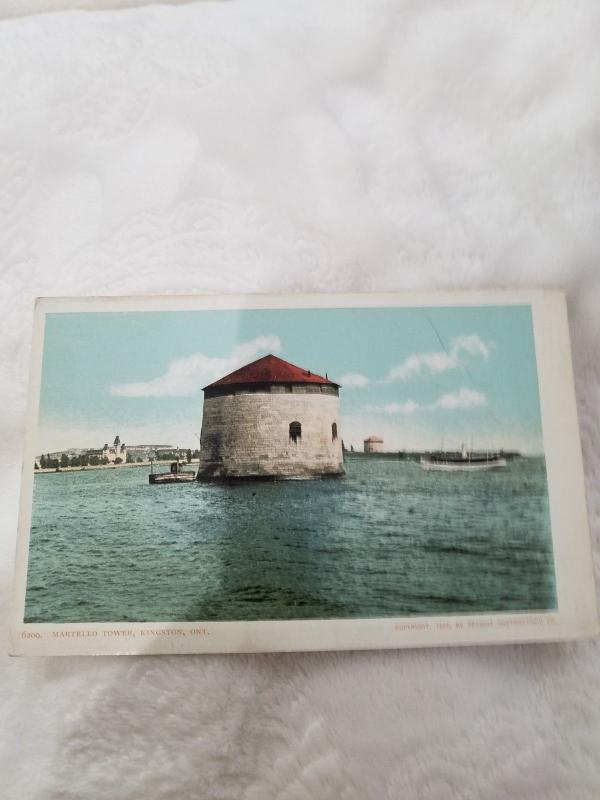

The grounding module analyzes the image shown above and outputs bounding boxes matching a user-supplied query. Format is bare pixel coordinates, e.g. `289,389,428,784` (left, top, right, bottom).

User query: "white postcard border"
9,289,599,656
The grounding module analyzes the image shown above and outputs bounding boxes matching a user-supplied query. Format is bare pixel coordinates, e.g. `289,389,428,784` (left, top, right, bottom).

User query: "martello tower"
196,354,344,481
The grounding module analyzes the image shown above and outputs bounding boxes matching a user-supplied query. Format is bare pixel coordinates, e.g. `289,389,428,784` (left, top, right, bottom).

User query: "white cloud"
452,334,491,359
434,387,486,410
339,372,370,388
384,334,491,382
366,400,419,415
110,336,282,398
366,387,486,415
330,334,491,390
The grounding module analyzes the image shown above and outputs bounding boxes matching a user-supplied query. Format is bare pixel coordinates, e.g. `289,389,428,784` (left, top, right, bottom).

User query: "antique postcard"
10,290,599,655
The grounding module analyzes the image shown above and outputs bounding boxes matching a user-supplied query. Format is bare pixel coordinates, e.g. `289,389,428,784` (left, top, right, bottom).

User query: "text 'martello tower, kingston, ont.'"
196,354,344,481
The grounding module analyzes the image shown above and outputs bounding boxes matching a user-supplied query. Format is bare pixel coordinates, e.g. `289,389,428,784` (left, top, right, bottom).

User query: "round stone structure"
197,354,344,481
364,435,383,454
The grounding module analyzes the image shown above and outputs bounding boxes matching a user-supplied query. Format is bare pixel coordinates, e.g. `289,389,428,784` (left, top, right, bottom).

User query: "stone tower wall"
197,392,344,480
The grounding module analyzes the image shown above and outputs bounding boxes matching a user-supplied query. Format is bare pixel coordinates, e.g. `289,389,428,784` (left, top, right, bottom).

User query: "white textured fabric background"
0,0,193,20
1,2,599,798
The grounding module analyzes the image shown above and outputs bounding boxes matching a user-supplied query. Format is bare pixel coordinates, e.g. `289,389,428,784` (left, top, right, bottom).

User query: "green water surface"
24,457,556,623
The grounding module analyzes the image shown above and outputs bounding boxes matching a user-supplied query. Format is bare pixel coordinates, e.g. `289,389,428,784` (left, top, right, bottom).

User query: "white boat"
420,443,507,472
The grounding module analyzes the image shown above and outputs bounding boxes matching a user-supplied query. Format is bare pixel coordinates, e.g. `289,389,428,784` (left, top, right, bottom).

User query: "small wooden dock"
149,461,196,485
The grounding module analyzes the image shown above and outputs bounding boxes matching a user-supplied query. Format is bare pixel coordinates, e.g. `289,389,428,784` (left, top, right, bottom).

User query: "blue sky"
37,304,545,454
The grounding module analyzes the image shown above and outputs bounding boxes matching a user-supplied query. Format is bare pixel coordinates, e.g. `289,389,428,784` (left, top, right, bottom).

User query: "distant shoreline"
343,450,525,460
35,459,201,475
33,452,532,475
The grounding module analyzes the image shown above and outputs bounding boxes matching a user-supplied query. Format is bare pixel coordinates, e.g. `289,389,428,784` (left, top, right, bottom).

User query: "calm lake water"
25,457,556,623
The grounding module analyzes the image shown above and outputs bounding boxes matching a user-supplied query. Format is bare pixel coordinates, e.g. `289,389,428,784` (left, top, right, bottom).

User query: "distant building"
197,354,344,481
101,435,127,463
364,435,383,454
38,439,177,467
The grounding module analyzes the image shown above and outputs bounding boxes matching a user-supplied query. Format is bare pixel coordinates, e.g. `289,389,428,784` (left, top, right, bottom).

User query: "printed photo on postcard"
10,291,598,655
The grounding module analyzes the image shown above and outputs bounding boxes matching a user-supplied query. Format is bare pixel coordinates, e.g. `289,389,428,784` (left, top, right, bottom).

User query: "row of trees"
37,453,109,469
35,453,146,470
154,449,199,463
35,448,202,470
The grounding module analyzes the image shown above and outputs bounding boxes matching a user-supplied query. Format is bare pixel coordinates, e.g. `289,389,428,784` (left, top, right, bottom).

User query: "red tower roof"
203,354,340,390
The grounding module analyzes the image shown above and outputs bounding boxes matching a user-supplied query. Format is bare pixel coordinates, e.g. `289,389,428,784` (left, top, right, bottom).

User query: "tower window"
289,421,302,443
332,422,338,441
